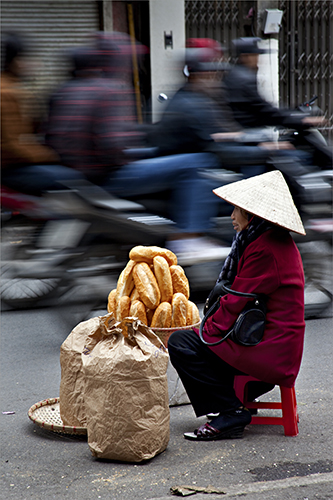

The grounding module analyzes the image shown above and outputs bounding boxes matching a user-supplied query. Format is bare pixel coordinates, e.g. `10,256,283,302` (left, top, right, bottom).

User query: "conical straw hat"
213,170,306,235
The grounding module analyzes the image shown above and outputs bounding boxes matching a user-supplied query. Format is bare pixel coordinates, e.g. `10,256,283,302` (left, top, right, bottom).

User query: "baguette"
170,265,190,299
129,299,148,325
107,288,117,314
133,262,161,309
146,308,155,327
186,300,200,326
115,295,131,321
130,287,140,301
129,245,177,266
153,255,173,303
150,302,172,328
115,260,135,302
171,292,188,327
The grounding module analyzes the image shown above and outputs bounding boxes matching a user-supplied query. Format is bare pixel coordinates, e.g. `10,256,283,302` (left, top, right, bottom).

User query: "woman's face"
231,206,249,232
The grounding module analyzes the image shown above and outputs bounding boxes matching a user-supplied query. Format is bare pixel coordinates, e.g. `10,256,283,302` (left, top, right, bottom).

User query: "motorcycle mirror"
158,93,168,102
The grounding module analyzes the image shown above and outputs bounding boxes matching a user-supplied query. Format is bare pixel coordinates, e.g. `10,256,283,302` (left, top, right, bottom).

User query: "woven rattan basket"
152,321,201,347
28,398,87,435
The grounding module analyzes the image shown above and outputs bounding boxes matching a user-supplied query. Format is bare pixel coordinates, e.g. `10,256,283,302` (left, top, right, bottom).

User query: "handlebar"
302,95,318,107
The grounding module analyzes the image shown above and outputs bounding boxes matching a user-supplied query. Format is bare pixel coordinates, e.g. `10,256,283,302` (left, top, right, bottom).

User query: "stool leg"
281,386,299,436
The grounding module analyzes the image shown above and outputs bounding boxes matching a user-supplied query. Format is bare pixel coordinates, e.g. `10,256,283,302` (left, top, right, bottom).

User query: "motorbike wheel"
304,284,332,319
300,241,333,319
1,220,63,308
0,263,61,309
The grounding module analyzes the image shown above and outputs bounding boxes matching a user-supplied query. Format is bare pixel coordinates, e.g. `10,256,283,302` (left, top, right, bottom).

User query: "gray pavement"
0,302,332,500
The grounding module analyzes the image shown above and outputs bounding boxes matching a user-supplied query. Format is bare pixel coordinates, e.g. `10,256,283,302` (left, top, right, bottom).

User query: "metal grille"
278,0,332,138
185,1,332,139
185,1,243,51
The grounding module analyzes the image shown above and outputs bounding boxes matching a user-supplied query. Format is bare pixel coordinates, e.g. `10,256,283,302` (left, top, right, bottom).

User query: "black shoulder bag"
199,281,267,347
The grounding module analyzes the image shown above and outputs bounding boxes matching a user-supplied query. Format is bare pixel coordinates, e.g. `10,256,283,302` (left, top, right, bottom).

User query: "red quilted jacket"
198,228,305,387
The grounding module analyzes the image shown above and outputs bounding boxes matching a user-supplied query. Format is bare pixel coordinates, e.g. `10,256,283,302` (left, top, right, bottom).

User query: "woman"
168,170,306,441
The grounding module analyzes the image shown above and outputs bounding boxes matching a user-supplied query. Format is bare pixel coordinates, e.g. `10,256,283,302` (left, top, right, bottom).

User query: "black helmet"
231,37,268,56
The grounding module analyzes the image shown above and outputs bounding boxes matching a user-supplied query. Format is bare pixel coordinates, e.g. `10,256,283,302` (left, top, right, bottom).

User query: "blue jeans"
2,164,84,195
103,153,222,233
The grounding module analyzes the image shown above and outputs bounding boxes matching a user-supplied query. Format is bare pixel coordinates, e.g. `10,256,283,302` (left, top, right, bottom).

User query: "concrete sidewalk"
0,306,332,500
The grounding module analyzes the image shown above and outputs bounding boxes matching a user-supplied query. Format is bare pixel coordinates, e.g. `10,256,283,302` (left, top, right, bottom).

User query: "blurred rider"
146,39,243,157
222,37,325,207
1,31,83,196
46,38,139,185
147,38,298,181
223,37,324,132
45,33,226,262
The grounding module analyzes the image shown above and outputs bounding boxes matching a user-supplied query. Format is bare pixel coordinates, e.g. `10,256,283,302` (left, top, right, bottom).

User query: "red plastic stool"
234,375,299,436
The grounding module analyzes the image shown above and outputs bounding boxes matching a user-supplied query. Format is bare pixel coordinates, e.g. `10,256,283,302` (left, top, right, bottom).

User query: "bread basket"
152,321,201,348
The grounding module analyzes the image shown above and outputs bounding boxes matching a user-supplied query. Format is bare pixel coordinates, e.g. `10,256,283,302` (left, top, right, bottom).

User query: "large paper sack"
59,314,112,426
82,318,170,462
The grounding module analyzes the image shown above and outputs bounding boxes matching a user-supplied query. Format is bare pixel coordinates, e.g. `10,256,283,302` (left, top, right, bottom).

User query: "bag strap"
199,299,233,346
220,282,260,300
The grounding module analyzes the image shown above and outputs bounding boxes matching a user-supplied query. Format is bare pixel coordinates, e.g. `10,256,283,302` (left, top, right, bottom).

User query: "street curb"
151,471,333,499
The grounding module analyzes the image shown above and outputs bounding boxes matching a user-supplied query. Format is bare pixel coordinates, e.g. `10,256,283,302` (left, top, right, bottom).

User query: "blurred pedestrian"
1,31,83,195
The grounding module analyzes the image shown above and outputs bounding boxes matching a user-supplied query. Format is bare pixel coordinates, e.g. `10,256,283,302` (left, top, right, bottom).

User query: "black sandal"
184,407,252,441
184,422,246,441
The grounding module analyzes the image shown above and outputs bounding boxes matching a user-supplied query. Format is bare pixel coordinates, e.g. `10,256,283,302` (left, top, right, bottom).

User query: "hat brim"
213,171,306,236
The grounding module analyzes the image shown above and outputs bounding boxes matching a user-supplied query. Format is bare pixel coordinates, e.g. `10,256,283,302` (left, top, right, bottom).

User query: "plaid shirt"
46,76,140,183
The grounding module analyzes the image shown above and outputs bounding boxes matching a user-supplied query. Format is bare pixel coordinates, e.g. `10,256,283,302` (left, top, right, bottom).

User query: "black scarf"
218,217,274,284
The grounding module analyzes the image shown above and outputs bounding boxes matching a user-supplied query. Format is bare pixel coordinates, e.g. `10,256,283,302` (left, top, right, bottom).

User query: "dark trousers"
168,329,274,418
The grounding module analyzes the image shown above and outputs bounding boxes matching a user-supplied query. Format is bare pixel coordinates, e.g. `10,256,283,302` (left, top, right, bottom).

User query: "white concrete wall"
257,38,279,107
257,38,280,140
149,0,186,122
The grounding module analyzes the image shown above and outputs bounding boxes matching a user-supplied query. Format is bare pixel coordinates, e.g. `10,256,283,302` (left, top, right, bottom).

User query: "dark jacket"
147,81,241,156
198,228,305,388
224,63,308,130
147,81,271,166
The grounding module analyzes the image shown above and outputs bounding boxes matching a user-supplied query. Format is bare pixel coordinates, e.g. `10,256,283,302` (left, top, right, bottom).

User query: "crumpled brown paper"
170,485,226,496
59,313,117,426
82,317,170,462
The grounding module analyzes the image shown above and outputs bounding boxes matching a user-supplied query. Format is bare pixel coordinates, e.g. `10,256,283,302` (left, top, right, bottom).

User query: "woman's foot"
184,407,252,441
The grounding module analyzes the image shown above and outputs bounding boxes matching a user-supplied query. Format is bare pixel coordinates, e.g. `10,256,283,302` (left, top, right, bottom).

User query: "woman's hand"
259,141,295,150
211,131,244,142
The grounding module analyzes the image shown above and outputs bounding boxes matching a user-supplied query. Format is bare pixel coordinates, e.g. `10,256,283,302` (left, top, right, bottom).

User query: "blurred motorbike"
0,181,172,310
2,164,330,318
1,97,331,316
279,95,332,171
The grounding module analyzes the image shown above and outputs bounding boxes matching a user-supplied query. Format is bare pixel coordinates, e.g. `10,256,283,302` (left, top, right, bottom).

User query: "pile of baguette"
107,245,200,329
